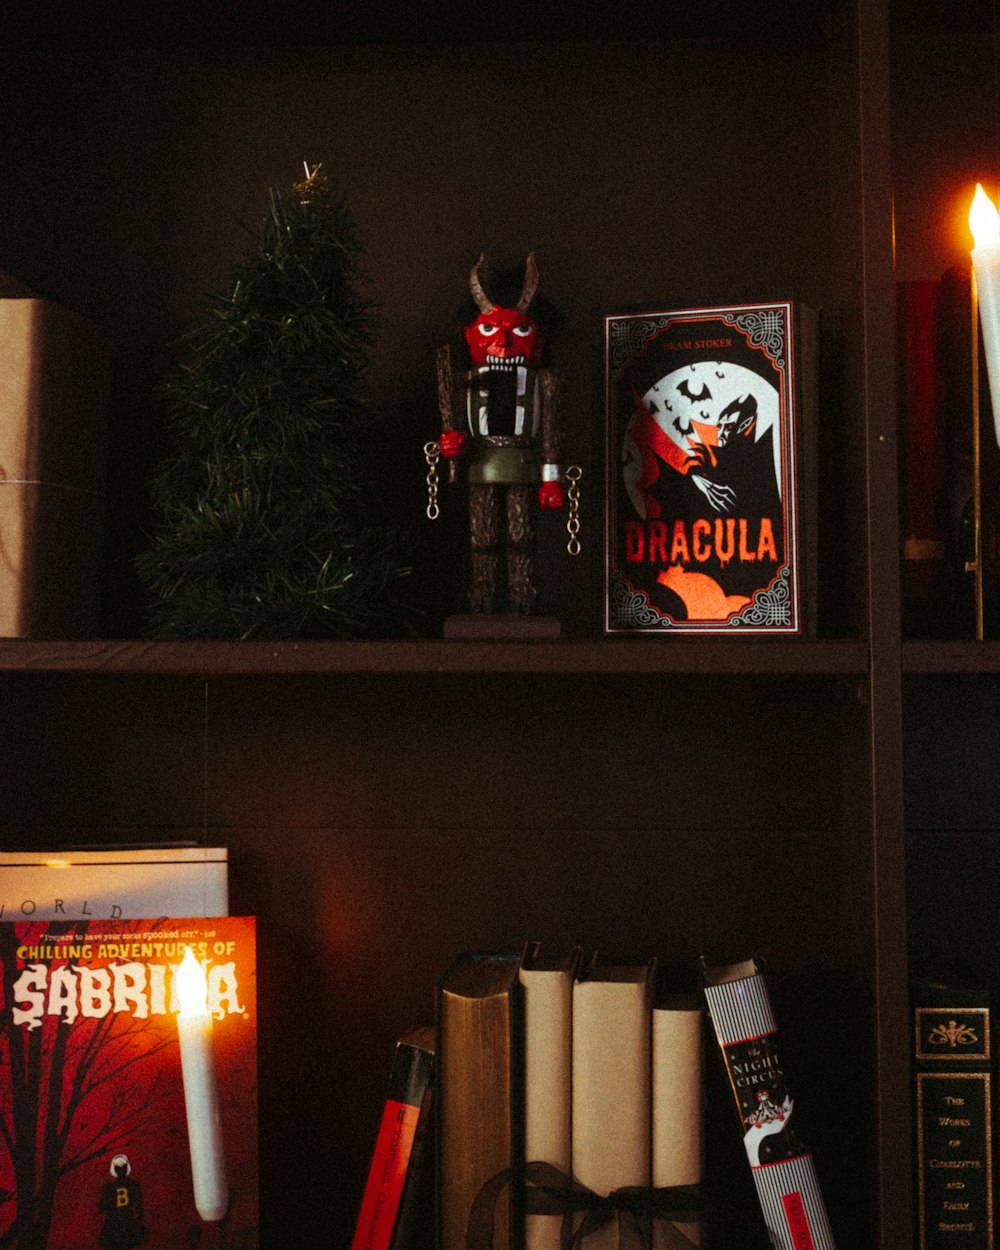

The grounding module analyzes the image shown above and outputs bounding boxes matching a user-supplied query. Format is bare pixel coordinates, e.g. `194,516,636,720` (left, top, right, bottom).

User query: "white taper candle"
176,946,229,1222
969,183,1000,448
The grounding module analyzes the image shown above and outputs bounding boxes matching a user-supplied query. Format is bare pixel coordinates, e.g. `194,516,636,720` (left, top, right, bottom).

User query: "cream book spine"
520,943,579,1250
652,991,703,1248
572,956,654,1250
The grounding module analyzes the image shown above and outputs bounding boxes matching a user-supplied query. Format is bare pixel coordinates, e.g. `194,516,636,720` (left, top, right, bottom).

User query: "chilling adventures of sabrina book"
603,301,813,634
0,915,257,1250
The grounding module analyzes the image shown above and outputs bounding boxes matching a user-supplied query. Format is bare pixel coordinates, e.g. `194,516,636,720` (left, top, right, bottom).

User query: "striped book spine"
702,959,836,1250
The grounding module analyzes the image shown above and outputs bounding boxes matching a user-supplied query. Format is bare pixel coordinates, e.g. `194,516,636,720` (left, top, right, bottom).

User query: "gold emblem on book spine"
928,1019,980,1048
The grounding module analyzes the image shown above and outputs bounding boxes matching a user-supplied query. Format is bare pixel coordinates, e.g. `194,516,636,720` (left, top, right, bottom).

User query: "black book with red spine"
352,1026,436,1250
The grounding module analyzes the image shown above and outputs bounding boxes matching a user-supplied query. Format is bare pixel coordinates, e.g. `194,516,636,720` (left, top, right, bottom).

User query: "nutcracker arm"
538,368,563,467
436,345,460,482
537,370,564,508
538,464,564,509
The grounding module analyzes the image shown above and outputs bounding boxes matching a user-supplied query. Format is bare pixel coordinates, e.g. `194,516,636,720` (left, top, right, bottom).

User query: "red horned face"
464,252,544,368
464,306,544,367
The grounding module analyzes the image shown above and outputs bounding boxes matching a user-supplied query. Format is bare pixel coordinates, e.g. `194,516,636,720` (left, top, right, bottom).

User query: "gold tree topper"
294,161,329,205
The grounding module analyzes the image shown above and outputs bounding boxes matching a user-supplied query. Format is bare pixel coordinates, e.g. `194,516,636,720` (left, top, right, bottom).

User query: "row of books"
352,946,837,1250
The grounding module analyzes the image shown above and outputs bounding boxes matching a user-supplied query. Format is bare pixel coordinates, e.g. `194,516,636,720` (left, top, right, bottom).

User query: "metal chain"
565,465,582,555
424,441,441,520
427,443,579,549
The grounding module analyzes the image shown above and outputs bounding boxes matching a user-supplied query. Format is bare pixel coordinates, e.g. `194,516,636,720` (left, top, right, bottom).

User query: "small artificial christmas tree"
136,164,410,640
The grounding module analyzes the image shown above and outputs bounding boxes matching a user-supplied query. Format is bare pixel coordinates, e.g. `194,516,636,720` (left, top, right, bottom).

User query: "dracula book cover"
604,302,809,634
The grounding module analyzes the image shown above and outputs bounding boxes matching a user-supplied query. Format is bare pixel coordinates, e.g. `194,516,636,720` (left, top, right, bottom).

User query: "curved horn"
469,254,494,314
516,252,539,313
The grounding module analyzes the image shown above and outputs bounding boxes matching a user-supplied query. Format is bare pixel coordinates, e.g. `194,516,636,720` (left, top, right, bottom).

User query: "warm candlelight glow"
177,945,210,1016
970,183,1000,249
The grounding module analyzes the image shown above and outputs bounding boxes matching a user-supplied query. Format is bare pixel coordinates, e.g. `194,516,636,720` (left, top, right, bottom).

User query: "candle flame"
970,183,1000,248
176,946,209,1017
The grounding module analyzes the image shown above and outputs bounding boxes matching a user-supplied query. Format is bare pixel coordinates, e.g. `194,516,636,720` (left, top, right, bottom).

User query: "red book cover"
0,915,257,1249
351,1026,435,1250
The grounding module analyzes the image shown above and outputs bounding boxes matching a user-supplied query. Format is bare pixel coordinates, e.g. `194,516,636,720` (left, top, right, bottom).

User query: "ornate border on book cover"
609,567,793,632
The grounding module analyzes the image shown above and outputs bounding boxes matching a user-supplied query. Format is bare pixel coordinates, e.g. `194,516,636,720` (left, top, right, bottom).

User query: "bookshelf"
0,0,947,1245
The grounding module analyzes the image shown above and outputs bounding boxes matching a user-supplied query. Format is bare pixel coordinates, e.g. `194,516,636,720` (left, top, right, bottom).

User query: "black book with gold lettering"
913,980,994,1249
602,301,816,635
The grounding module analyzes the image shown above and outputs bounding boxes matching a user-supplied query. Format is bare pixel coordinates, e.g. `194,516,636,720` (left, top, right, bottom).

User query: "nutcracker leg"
506,484,537,615
469,483,500,614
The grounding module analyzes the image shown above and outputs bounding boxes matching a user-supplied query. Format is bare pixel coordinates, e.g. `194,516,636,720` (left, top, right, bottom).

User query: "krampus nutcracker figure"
427,253,579,615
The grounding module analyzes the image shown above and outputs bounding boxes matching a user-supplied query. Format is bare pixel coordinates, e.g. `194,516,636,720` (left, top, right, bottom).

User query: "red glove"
538,480,564,510
439,430,466,458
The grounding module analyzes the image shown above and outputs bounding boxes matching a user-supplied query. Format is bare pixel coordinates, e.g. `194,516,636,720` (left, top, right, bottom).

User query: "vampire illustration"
428,253,580,617
604,302,806,634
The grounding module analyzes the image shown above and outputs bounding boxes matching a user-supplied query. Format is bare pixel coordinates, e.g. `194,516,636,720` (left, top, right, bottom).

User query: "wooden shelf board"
0,637,869,677
904,640,1000,673
2,1,828,50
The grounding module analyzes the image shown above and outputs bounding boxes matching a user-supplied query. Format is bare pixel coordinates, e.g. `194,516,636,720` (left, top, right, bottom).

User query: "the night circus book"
0,915,257,1249
702,956,836,1250
603,301,810,634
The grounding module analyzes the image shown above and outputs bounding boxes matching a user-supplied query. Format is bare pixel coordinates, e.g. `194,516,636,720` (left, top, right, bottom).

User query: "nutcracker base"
443,613,561,640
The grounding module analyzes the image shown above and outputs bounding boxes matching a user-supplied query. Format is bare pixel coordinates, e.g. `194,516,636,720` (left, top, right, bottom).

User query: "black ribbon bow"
466,1161,767,1250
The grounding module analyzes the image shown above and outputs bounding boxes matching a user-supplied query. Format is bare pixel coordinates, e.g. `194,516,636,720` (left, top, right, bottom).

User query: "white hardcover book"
0,846,229,920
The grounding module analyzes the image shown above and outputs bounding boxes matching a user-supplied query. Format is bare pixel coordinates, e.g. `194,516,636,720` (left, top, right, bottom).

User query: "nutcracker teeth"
488,354,525,373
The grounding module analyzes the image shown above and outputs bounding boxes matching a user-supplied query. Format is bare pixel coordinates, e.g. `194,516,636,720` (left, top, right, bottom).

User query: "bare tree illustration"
0,922,180,1250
